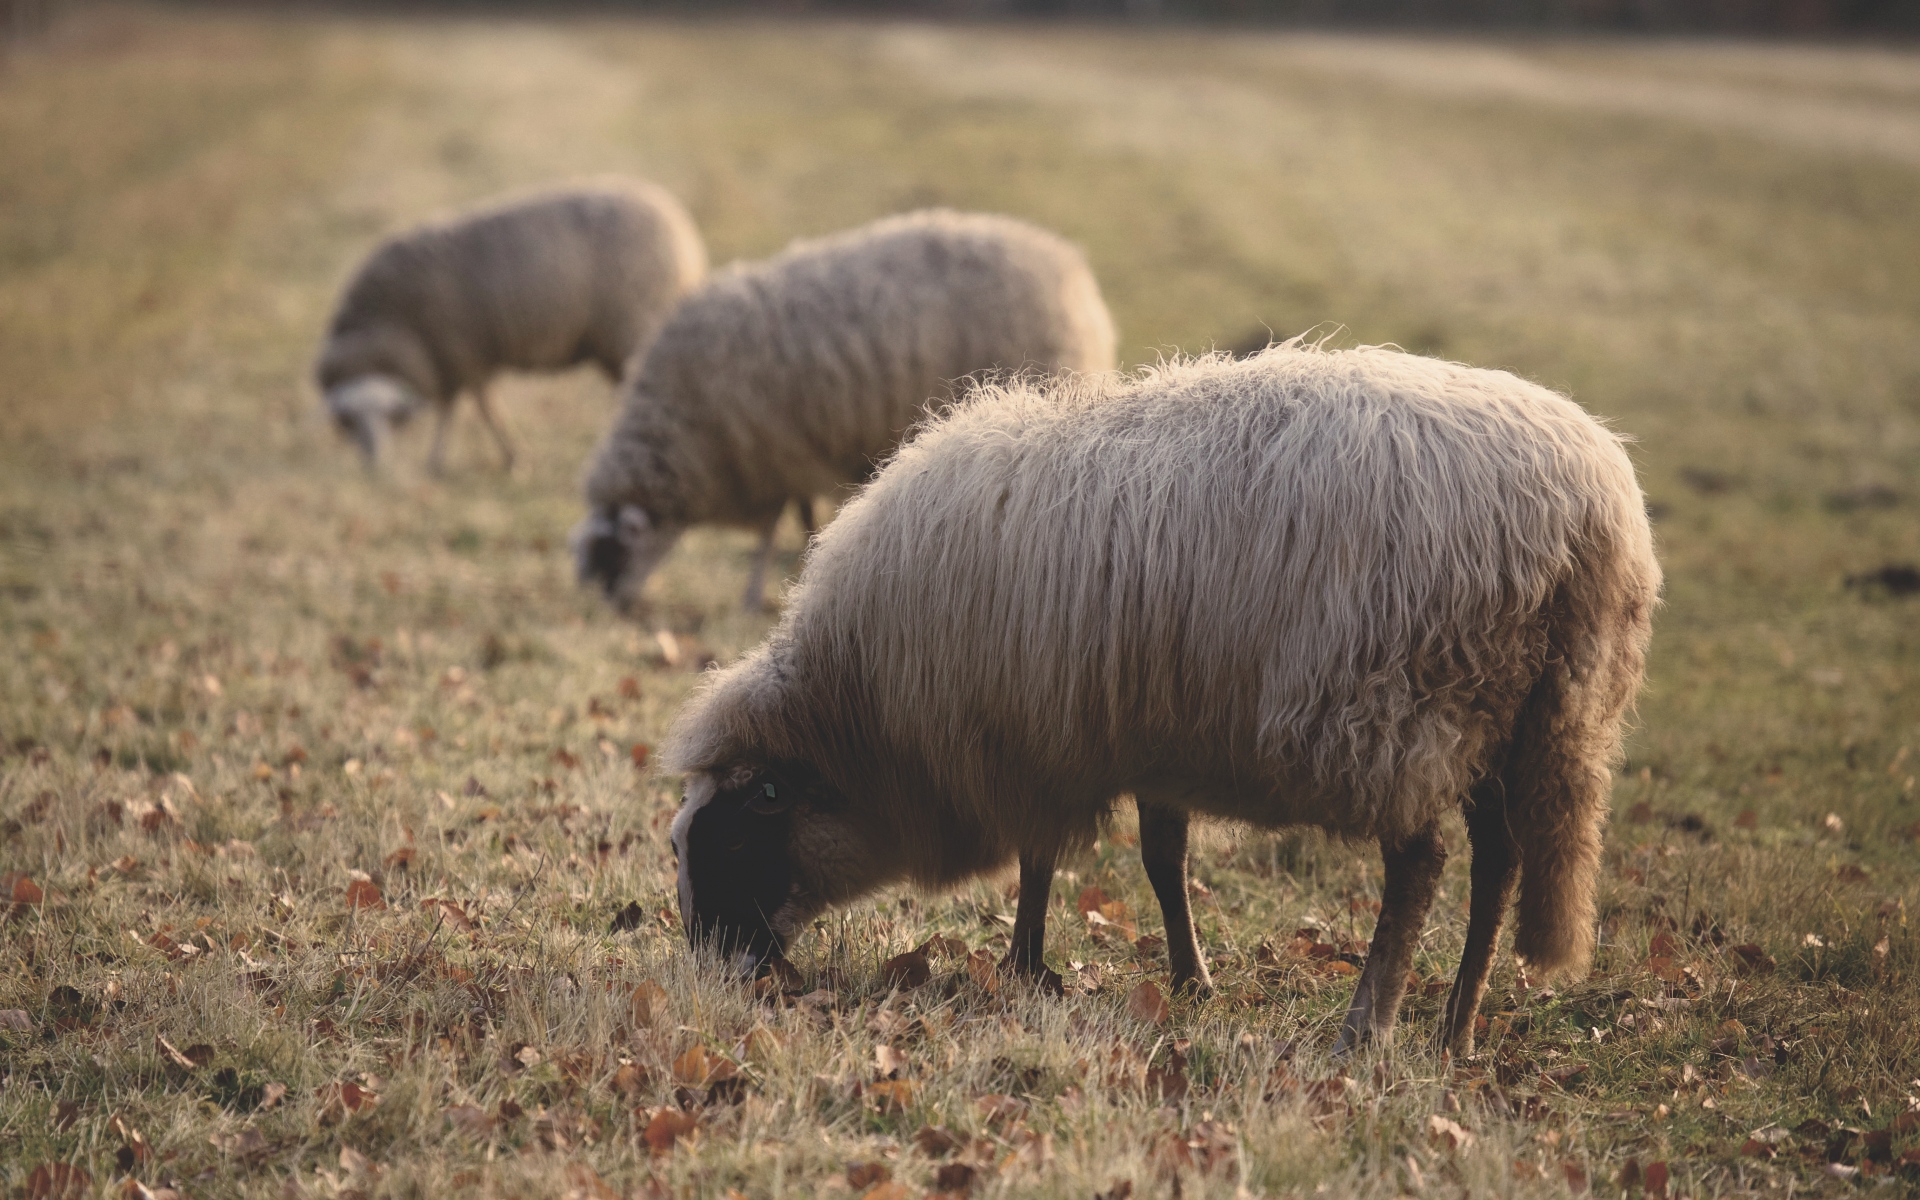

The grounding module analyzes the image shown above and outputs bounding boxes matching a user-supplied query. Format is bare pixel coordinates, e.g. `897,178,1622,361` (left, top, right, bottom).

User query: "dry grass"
1,7,1917,1198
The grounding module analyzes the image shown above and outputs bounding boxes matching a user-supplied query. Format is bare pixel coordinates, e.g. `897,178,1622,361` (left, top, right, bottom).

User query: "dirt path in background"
881,27,1920,169
1259,36,1920,169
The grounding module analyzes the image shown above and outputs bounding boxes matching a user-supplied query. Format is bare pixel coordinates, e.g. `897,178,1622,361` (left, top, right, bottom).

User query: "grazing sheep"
573,208,1116,613
661,343,1659,1053
317,180,707,473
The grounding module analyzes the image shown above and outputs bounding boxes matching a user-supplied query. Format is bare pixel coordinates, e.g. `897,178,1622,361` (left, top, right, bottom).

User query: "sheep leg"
1138,801,1213,998
1436,784,1519,1056
740,516,780,613
426,402,453,477
798,497,819,539
1334,823,1447,1054
1001,850,1063,994
473,384,515,472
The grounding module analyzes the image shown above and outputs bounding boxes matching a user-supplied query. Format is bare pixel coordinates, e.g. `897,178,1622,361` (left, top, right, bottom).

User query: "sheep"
316,179,707,474
572,208,1117,614
659,342,1660,1054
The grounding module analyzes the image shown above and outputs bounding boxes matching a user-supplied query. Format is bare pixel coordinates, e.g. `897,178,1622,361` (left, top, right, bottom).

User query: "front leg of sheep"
739,515,781,613
426,401,454,477
1334,824,1447,1054
1138,802,1213,998
472,383,516,472
1002,851,1064,995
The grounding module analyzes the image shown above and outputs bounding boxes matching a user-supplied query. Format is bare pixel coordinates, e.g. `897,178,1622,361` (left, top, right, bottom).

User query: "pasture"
1,7,1917,1196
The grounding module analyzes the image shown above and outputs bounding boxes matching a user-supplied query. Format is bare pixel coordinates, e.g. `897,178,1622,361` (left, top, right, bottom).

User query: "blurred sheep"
573,208,1116,613
661,342,1659,1054
316,179,707,474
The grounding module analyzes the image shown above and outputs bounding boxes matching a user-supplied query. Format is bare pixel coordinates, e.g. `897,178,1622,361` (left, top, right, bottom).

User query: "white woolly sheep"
660,343,1660,1053
316,179,707,473
572,208,1116,613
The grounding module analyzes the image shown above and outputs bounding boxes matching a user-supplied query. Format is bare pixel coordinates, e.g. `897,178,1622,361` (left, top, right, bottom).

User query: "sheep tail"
1504,527,1656,980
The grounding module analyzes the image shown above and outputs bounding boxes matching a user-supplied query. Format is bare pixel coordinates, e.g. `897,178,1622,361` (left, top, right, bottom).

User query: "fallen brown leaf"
866,1079,916,1113
672,1045,718,1085
915,933,968,960
421,897,476,931
155,1034,199,1070
741,1027,782,1066
1729,943,1776,975
914,1125,961,1157
345,878,385,911
26,1163,92,1200
874,1043,909,1078
974,1093,1028,1126
2,872,44,907
315,1080,380,1123
641,1106,699,1154
846,1162,890,1189
564,1164,619,1200
1428,1114,1475,1151
965,950,1000,995
882,949,931,990
631,980,669,1027
1126,979,1170,1025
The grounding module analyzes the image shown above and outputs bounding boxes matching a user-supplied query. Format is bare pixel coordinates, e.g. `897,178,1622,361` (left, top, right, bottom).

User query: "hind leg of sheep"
1002,850,1064,994
473,384,515,472
1138,802,1213,998
1436,784,1519,1056
426,403,453,477
740,517,780,613
798,497,818,539
1335,823,1447,1054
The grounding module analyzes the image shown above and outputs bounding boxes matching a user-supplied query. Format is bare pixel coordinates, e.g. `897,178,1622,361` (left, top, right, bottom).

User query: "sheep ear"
745,781,795,816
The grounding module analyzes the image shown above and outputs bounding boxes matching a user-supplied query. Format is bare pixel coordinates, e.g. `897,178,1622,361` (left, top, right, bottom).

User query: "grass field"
2,7,1919,1197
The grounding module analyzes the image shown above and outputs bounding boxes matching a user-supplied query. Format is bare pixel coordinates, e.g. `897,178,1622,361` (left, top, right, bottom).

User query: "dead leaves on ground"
22,1164,91,1200
154,1034,212,1070
1124,979,1170,1025
343,876,385,911
315,1078,381,1125
1253,928,1365,980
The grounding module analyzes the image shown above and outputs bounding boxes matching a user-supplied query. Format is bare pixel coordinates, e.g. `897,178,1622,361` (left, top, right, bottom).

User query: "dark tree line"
6,0,1915,46
883,0,1914,27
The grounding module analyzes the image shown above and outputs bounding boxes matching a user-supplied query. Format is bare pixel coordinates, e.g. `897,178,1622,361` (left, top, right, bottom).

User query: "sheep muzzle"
671,768,800,978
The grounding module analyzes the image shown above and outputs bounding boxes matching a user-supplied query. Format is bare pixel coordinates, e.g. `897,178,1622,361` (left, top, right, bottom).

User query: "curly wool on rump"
575,208,1116,610
666,343,1659,988
316,178,707,470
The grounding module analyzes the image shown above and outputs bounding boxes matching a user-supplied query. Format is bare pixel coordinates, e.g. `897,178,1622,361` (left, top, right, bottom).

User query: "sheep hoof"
1000,958,1065,997
1170,975,1214,1002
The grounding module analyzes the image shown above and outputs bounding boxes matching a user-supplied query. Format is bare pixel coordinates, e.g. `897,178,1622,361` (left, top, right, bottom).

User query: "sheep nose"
581,533,626,595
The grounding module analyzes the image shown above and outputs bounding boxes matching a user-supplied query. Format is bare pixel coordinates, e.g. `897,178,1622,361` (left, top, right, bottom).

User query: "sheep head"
571,505,683,614
670,759,881,977
325,375,423,465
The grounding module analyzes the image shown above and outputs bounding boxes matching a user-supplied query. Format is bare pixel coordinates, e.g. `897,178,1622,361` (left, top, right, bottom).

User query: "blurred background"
1,0,1917,1191
11,0,1918,34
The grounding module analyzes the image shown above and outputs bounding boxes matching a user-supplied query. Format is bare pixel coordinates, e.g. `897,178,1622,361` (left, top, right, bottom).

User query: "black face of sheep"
670,765,806,975
570,505,684,613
